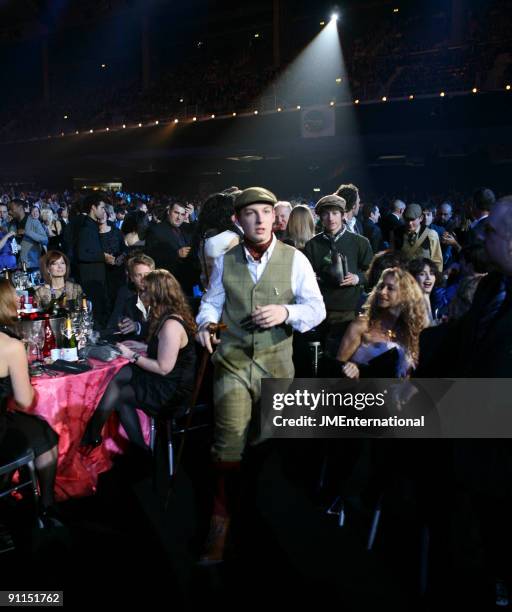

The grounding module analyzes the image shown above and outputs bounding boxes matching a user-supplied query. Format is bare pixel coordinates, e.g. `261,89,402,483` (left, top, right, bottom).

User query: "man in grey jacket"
20,206,48,270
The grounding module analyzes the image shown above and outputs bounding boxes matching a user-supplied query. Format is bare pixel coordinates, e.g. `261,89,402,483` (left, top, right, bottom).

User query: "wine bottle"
61,316,78,361
42,314,56,358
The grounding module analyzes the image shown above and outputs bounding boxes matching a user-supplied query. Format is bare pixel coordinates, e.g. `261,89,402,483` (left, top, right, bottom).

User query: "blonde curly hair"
362,267,428,367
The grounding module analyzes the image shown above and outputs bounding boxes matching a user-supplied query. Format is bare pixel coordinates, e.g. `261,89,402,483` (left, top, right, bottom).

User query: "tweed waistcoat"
214,240,295,377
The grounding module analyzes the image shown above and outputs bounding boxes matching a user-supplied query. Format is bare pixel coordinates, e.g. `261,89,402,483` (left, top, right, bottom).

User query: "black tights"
83,365,147,449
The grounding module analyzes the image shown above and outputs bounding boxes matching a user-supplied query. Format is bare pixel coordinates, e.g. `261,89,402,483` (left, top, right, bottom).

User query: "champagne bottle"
61,316,78,361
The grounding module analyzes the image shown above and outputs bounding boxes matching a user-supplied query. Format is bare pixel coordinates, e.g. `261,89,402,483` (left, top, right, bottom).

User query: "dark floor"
0,434,506,611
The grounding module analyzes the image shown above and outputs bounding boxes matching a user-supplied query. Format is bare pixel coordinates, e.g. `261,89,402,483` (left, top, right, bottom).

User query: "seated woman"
34,250,83,309
81,269,197,449
337,267,427,378
0,280,60,523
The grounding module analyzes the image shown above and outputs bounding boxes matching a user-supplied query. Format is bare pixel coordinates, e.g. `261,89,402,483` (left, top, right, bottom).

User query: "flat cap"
403,203,423,220
234,187,277,212
315,194,346,215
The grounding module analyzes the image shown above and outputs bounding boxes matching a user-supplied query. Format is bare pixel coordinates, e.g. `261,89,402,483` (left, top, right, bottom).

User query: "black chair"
0,449,41,527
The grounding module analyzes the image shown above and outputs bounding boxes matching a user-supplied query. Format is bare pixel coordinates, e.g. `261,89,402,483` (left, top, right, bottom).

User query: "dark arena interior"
0,0,512,609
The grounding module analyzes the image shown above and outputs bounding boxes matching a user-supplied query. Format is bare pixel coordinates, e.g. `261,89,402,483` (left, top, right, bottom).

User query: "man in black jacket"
106,254,155,338
145,202,199,295
76,193,110,326
362,203,384,253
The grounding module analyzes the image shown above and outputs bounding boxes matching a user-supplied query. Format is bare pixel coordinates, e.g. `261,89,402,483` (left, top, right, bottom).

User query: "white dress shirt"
197,236,326,333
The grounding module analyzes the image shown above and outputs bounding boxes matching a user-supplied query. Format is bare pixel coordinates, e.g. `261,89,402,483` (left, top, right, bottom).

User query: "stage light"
254,110,258,115
355,99,360,104
254,33,260,38
155,120,159,125
138,123,142,127
63,115,68,119
393,8,399,13
277,107,282,112
89,129,93,133
192,117,197,121
506,85,511,91
174,118,179,123
335,77,342,84
180,98,184,103
106,127,110,131
331,13,339,22
472,88,478,94
122,124,126,128
101,63,106,69
296,105,301,110
61,132,64,136
75,130,79,134
313,188,321,192
330,101,335,106
409,94,414,100
440,91,445,97
232,112,237,116
211,114,215,119
382,96,387,102
320,21,325,26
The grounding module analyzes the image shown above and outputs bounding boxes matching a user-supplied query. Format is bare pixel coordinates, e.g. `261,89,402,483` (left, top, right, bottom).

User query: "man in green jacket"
304,194,373,357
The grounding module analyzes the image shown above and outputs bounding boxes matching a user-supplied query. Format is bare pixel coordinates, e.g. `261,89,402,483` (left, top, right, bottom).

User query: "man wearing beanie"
196,186,326,563
304,194,373,357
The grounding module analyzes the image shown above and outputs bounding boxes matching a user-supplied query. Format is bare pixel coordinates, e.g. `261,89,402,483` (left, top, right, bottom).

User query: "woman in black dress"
81,269,196,449
0,280,59,520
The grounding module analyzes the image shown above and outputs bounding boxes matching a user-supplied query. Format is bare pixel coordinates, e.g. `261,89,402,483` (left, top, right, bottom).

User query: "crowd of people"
1,179,511,584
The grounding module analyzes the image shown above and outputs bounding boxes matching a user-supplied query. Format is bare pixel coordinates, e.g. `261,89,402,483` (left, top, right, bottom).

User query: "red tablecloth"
26,357,150,501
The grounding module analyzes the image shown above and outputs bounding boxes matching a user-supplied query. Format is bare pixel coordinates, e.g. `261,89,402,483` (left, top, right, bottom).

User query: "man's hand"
196,323,221,354
118,317,137,335
441,232,460,250
339,273,359,287
185,204,194,217
178,246,191,258
251,305,288,329
104,253,115,265
342,361,360,379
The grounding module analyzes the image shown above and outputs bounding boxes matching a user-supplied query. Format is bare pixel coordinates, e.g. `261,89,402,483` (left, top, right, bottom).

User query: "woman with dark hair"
0,279,60,525
197,192,242,287
337,267,428,378
98,207,126,309
35,250,83,308
80,269,196,449
120,212,146,256
408,257,441,325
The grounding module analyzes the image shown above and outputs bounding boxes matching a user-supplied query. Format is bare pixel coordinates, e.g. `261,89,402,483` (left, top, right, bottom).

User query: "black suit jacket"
379,213,404,245
363,219,384,253
106,285,149,338
145,220,199,293
421,272,512,377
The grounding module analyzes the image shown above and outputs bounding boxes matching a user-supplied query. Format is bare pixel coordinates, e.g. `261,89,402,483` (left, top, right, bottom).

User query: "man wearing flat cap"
399,203,443,271
196,186,326,562
304,194,373,356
